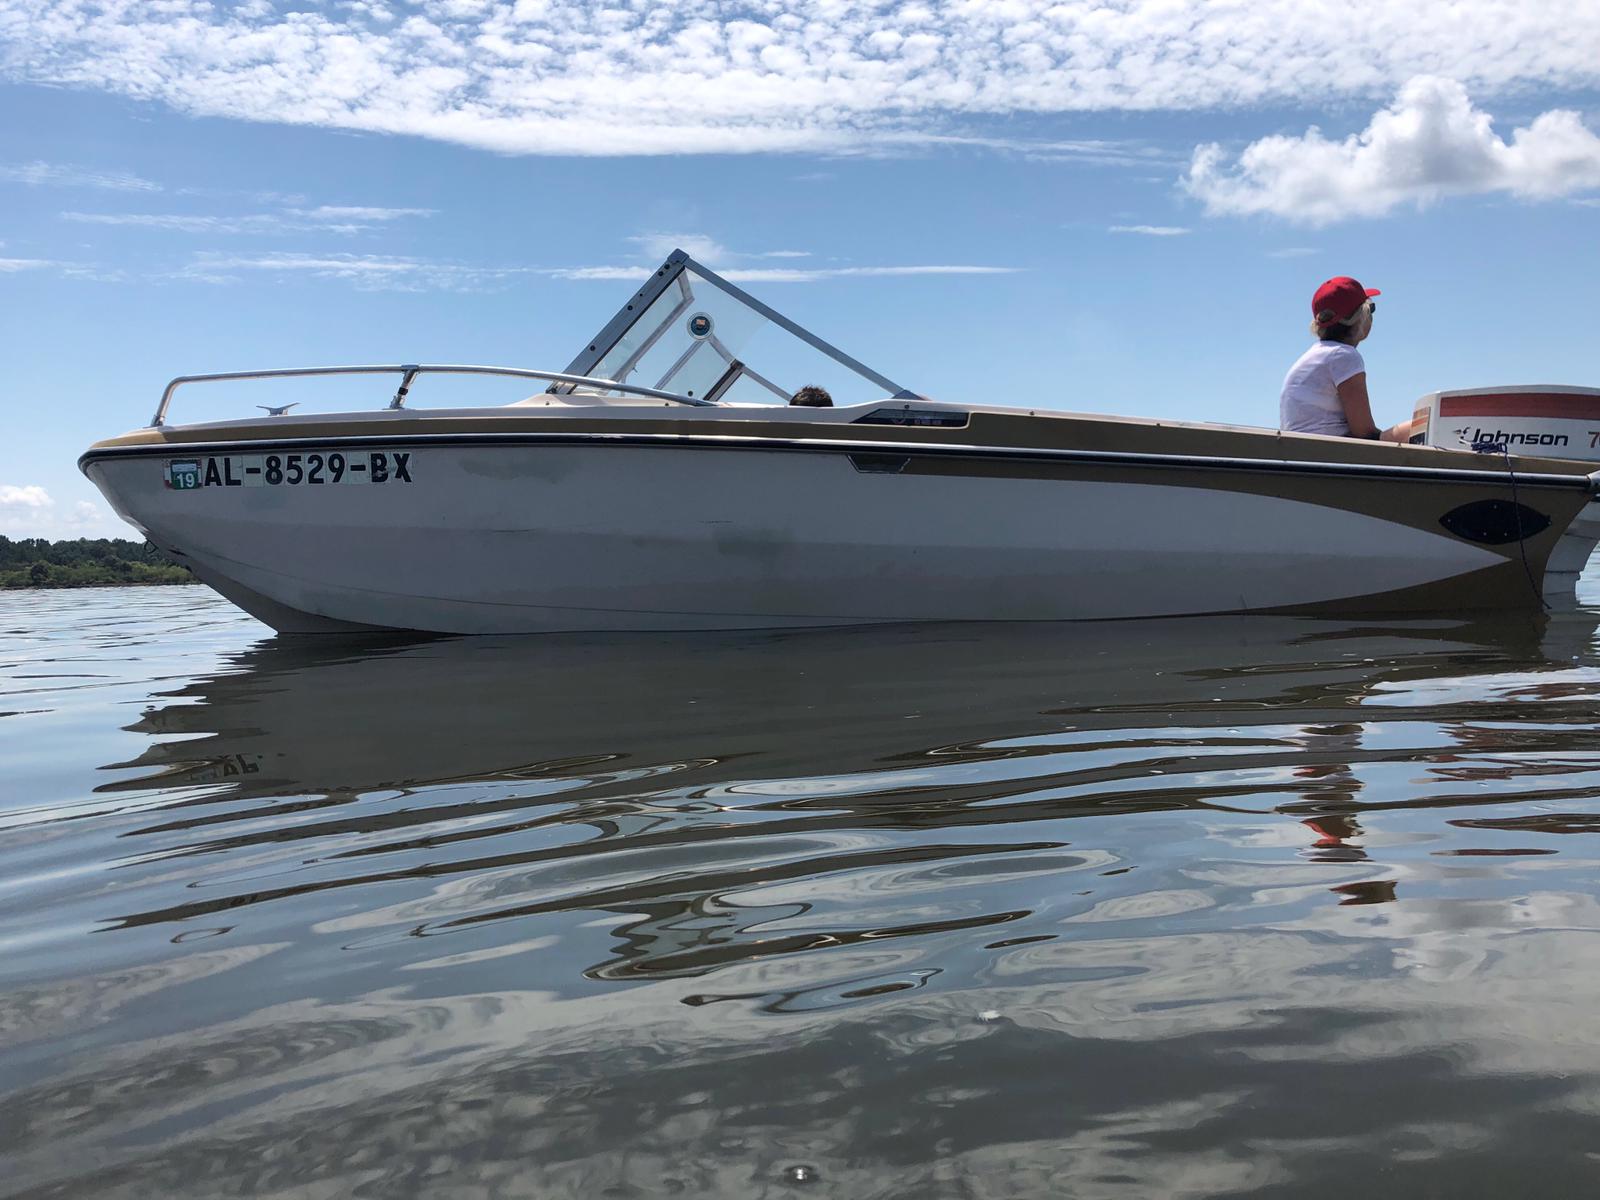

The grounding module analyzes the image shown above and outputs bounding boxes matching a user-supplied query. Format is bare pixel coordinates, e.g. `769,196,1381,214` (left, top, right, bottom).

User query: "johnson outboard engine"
1411,386,1600,460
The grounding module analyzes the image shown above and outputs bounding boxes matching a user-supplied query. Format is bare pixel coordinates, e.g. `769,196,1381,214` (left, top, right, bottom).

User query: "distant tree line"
0,535,196,588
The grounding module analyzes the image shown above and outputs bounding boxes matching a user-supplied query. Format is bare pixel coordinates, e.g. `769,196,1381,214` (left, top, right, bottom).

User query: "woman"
1279,276,1411,442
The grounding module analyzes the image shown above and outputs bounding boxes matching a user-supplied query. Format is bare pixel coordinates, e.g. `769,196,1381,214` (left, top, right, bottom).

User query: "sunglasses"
1367,300,1377,314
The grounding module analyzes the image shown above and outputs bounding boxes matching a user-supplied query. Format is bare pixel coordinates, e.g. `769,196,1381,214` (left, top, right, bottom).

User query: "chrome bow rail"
149,363,709,427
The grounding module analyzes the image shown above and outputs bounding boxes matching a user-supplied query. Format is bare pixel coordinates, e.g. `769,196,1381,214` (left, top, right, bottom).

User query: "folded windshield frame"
554,250,921,404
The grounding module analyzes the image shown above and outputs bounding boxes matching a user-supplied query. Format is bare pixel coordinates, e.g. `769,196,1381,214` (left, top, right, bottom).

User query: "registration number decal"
164,451,413,490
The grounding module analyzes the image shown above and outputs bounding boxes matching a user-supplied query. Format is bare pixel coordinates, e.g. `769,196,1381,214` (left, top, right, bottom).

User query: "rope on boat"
1474,436,1552,611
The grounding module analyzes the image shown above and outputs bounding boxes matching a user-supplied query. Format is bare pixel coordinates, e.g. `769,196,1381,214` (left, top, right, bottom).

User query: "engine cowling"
1411,386,1600,460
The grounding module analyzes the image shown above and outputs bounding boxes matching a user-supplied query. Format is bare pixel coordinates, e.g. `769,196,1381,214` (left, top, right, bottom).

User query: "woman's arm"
1337,372,1414,442
1336,372,1381,438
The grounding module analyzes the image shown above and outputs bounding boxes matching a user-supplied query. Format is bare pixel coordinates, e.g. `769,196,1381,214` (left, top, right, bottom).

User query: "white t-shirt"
1279,341,1366,436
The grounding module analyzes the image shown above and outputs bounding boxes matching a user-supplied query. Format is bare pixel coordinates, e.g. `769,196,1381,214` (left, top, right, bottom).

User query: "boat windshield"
553,250,919,405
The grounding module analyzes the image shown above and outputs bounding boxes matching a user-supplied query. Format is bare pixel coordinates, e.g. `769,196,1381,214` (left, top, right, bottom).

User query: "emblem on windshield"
687,313,713,339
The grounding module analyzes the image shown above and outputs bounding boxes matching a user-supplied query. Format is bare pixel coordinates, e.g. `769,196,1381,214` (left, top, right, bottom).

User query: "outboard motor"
1411,386,1600,461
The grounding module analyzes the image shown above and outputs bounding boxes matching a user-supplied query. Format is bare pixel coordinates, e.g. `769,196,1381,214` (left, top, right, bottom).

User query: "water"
6,585,1600,1196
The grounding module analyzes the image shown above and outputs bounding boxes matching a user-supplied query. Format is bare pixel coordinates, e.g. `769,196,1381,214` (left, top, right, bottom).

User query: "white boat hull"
85,439,1588,634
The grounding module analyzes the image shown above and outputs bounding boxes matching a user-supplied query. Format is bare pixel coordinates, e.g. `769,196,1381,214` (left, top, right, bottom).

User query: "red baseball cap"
1312,276,1380,323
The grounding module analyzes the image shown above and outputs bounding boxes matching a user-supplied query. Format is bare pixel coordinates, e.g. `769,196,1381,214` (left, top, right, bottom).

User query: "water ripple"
6,589,1600,1195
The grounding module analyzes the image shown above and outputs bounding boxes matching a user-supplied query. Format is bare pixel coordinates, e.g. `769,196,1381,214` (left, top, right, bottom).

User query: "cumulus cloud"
3,2,1598,156
65,500,103,527
0,484,52,509
1184,77,1600,224
0,485,114,536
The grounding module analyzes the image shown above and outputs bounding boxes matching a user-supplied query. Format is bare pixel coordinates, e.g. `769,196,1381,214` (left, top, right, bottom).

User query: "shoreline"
1,578,200,590
1,534,194,589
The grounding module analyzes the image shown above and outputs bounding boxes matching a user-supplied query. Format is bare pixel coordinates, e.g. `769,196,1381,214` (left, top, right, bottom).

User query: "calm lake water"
6,583,1600,1197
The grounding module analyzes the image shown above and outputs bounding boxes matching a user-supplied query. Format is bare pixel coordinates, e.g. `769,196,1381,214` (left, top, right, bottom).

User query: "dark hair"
790,385,833,407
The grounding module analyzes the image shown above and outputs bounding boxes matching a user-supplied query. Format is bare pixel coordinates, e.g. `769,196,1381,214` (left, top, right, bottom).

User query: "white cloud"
0,160,161,191
176,248,1018,289
629,233,731,265
624,235,815,267
66,500,103,527
550,266,689,282
1185,77,1600,225
947,136,1176,168
1108,225,1190,236
732,265,1019,282
176,186,308,205
0,485,119,537
1,484,52,509
5,3,1598,157
191,252,427,276
62,205,436,236
0,255,126,281
287,205,435,221
64,212,293,234
1266,247,1319,258
176,250,534,291
552,264,1019,284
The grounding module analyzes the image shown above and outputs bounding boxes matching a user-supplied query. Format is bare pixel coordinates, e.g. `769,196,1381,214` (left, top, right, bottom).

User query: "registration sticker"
163,451,414,490
164,460,202,490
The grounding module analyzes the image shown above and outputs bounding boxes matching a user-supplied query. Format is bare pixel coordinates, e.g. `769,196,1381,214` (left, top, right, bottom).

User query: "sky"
2,0,1598,539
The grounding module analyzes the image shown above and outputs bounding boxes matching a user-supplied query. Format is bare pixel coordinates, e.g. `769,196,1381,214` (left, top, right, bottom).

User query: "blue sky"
2,0,1598,538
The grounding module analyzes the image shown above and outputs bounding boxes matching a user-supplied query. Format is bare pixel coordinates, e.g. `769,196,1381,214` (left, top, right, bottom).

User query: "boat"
80,249,1600,634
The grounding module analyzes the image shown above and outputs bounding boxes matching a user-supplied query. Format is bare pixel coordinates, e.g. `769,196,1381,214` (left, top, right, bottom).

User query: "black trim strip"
79,430,1600,492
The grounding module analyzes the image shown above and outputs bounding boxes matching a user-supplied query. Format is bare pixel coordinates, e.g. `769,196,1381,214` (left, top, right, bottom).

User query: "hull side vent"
1439,500,1552,545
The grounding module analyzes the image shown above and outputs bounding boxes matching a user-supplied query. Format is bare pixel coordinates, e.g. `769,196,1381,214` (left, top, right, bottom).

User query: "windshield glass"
584,268,774,402
558,253,916,405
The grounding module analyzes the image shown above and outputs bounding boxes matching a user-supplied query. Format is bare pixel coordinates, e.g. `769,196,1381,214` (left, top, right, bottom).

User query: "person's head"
1310,276,1379,345
790,385,833,407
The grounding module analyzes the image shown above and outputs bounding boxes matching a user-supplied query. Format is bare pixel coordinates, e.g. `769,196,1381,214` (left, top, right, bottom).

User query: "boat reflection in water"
9,611,1600,1196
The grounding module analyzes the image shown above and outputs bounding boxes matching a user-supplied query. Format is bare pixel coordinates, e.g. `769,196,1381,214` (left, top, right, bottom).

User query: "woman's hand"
1380,420,1415,443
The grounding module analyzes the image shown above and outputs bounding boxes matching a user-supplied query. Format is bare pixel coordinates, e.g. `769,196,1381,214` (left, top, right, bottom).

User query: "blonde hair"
1312,300,1373,343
